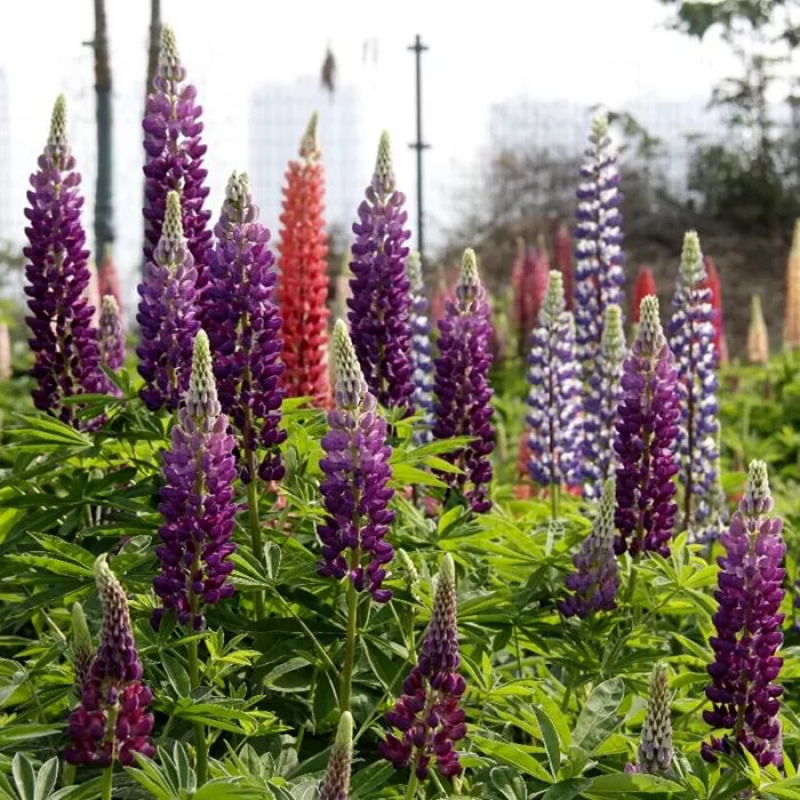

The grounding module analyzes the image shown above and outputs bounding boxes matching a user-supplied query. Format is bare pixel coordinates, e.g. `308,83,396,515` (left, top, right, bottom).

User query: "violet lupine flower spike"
432,249,495,512
573,113,625,376
526,271,583,498
24,95,107,425
136,190,201,411
407,251,434,443
319,712,354,800
348,131,415,412
99,295,125,373
559,477,619,618
628,664,673,775
614,296,680,558
380,554,467,782
583,303,626,499
702,460,785,769
206,171,286,483
317,320,395,602
152,330,238,629
66,555,155,768
142,25,211,297
667,232,719,539
71,602,94,695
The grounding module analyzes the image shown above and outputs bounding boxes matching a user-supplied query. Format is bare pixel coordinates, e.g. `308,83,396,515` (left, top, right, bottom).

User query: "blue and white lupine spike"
406,251,434,443
526,271,583,488
583,303,626,499
574,114,625,374
667,231,719,539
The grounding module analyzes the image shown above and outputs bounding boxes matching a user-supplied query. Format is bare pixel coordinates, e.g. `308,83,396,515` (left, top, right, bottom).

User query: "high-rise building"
249,76,374,241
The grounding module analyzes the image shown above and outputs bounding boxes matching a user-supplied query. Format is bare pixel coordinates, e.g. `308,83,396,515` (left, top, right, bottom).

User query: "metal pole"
92,0,114,265
408,35,429,261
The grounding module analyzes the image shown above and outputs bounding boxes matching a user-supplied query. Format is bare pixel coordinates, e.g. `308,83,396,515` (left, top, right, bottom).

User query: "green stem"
246,462,266,621
404,772,419,800
63,764,76,788
187,638,208,785
101,765,114,800
340,573,359,713
550,483,560,521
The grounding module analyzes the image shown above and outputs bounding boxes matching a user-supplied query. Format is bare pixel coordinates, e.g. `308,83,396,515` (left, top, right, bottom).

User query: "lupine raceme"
747,294,770,365
65,555,154,768
702,460,785,769
317,320,394,602
348,131,414,412
560,476,618,618
628,664,673,775
614,295,680,558
99,295,125,373
380,554,467,782
406,251,434,442
319,712,354,800
667,232,719,539
574,113,625,376
583,303,626,499
142,25,211,298
526,270,582,509
23,95,107,425
136,190,200,411
277,113,330,406
432,249,495,512
152,330,238,630
206,171,285,483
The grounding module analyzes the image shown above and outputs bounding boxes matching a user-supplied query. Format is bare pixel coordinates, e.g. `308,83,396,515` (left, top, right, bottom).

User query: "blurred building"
249,75,376,240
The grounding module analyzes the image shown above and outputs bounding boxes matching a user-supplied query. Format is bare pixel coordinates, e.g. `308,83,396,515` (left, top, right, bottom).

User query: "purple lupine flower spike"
206,171,286,483
152,330,238,629
702,460,785,769
614,295,680,558
432,249,495,512
526,270,582,491
142,26,211,299
136,190,201,411
560,476,618,618
667,232,719,539
380,554,467,781
23,95,107,425
407,251,434,443
574,113,625,373
319,712,354,800
65,555,155,767
348,131,415,412
583,304,625,498
627,664,673,774
99,295,125,373
71,602,94,695
317,321,395,602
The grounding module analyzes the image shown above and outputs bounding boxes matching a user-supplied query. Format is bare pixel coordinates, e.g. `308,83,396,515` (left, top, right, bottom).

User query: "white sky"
0,0,738,297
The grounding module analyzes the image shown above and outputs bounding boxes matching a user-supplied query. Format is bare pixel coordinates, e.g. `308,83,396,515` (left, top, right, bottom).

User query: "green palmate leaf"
33,757,58,800
161,652,192,698
471,735,553,782
349,762,397,799
0,724,63,746
490,766,528,800
586,772,686,795
571,677,625,757
540,779,593,800
11,753,35,800
533,704,562,778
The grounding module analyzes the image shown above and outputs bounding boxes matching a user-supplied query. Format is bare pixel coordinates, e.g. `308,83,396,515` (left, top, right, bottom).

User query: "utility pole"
408,35,429,261
142,0,161,276
90,0,114,265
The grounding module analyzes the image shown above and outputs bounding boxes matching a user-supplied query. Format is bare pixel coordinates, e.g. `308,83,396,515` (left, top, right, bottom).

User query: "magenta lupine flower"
702,460,785,769
627,664,673,775
142,26,211,297
23,96,107,425
152,330,238,630
560,477,618,618
317,321,395,602
614,296,680,558
432,249,495,512
206,172,286,483
583,303,625,499
526,271,582,490
574,114,625,370
407,251,434,443
136,190,201,411
99,295,125,372
65,555,155,767
667,232,719,538
348,132,414,412
380,554,467,781
319,712,354,800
